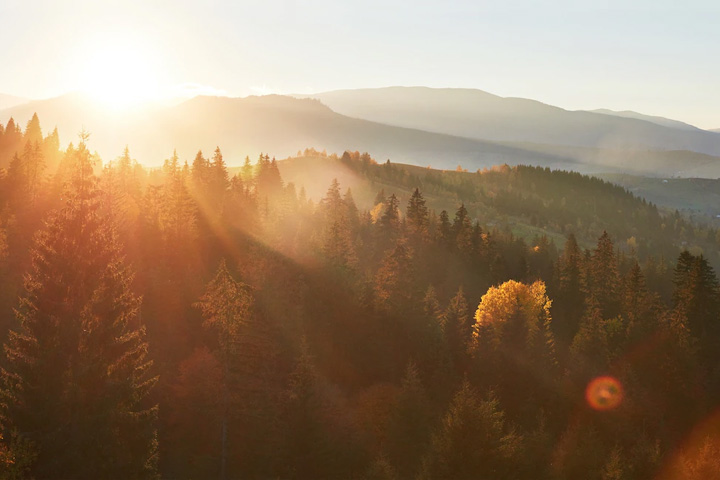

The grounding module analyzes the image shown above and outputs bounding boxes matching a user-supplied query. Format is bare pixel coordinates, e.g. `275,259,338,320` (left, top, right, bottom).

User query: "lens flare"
585,376,623,411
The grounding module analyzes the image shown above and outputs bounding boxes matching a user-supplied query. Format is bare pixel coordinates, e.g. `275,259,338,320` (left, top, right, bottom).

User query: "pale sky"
1,0,719,128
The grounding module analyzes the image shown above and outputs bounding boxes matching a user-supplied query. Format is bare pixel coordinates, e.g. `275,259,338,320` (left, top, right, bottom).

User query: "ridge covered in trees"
0,115,719,479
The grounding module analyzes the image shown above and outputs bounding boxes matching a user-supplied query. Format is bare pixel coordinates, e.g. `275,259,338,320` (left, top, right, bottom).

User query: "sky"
1,0,719,128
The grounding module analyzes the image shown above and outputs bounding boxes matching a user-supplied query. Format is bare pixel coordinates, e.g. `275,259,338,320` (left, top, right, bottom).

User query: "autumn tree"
471,280,557,424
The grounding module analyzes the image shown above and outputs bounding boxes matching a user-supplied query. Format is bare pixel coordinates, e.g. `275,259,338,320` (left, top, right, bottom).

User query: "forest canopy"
0,115,719,479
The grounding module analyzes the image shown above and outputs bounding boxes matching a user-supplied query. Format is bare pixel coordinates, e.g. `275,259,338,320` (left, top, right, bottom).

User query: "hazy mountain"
589,108,700,131
298,87,720,156
0,93,590,171
1,92,720,178
0,93,29,110
711,128,720,133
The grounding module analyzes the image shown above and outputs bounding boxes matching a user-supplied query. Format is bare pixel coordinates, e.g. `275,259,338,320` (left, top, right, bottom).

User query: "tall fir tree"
0,135,157,479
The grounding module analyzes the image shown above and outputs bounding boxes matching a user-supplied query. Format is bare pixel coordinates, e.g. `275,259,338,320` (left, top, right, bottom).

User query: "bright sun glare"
80,38,162,110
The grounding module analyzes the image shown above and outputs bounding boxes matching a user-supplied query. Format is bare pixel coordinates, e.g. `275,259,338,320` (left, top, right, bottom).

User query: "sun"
79,37,163,110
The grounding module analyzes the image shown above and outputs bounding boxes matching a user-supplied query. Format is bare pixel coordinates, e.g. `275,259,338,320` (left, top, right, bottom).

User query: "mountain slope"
299,87,720,156
275,154,719,264
588,109,700,131
0,93,29,110
0,94,591,171
2,92,720,178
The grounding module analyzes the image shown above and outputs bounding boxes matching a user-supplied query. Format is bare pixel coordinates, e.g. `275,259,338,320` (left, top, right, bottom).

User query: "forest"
0,114,719,479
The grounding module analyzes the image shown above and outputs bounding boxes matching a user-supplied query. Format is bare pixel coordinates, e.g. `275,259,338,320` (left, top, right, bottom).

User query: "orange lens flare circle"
585,376,623,411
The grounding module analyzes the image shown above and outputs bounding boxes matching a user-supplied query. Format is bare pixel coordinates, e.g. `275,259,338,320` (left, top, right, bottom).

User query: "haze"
1,0,719,128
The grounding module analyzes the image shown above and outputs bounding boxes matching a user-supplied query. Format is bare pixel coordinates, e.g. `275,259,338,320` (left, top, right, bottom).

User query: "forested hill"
2,117,720,479
275,150,720,267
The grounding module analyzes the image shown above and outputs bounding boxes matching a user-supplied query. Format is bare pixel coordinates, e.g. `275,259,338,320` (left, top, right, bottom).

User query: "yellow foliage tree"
471,280,558,423
473,280,553,355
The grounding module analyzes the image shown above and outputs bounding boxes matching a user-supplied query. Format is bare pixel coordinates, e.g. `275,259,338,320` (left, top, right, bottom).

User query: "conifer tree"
320,179,357,271
380,193,400,235
384,361,432,479
453,203,473,254
209,147,229,209
374,239,415,314
1,135,157,479
194,259,255,480
437,210,452,249
281,340,331,479
553,233,586,345
406,188,429,239
23,113,42,145
419,380,523,480
443,287,472,374
587,231,621,319
672,253,720,363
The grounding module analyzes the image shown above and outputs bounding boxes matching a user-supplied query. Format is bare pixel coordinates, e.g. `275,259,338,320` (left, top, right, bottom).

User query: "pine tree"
320,179,357,271
453,203,473,254
379,193,400,235
443,287,472,374
553,233,586,346
673,253,720,364
406,188,429,239
384,361,432,479
194,259,255,480
419,380,523,480
23,113,42,145
587,231,621,319
437,210,452,249
374,239,415,314
1,135,157,479
209,147,229,210
281,340,331,479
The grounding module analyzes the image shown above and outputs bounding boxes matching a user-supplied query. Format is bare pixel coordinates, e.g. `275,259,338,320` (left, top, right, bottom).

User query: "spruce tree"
419,380,523,480
0,135,157,479
406,188,429,239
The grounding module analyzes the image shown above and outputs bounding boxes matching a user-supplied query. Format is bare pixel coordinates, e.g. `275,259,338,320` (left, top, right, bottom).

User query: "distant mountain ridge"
0,93,29,111
1,89,720,178
588,108,701,131
298,87,720,156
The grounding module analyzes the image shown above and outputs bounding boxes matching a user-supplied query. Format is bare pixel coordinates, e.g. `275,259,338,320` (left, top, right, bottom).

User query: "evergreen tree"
437,210,452,249
453,203,473,254
194,259,255,480
384,362,432,479
379,193,400,235
443,287,472,374
406,188,429,239
374,239,415,314
587,231,621,319
553,233,586,345
419,380,523,480
0,135,157,479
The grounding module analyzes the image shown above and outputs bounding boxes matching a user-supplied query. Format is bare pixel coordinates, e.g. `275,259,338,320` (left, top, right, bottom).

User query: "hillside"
0,94,592,171
597,173,720,219
589,108,700,131
300,87,720,155
276,153,720,264
2,93,720,178
0,93,28,110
